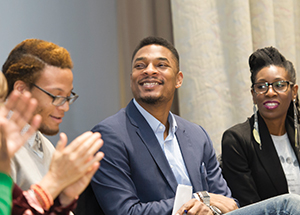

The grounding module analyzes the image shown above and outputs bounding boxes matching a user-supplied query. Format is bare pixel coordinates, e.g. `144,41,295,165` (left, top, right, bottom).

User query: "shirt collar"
28,131,39,148
133,99,177,134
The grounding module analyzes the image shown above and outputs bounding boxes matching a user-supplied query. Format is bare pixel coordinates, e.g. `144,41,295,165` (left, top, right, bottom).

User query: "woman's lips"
263,101,279,110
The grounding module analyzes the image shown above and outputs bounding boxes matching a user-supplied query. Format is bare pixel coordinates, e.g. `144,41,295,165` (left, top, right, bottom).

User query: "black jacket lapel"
251,113,288,193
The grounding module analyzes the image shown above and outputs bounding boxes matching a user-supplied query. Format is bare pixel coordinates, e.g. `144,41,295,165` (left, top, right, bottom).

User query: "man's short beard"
39,123,59,136
140,96,163,105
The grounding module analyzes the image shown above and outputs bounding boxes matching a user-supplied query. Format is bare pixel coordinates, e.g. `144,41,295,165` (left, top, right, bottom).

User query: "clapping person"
0,72,104,215
0,73,41,215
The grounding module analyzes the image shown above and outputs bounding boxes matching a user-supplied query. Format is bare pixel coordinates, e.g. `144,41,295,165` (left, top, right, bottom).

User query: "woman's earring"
253,104,261,149
293,99,299,147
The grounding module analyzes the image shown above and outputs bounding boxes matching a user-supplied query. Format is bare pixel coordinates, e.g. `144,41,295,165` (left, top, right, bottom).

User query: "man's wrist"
193,191,210,206
209,205,222,215
193,191,222,214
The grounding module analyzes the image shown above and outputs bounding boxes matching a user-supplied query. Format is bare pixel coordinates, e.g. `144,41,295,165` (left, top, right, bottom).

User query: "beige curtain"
171,0,300,154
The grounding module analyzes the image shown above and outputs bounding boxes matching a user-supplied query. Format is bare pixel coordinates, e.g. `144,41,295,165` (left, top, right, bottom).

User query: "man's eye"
134,64,145,69
157,63,167,68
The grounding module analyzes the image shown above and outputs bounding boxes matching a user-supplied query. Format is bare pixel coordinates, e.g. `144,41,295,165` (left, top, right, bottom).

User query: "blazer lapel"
126,100,178,193
175,124,202,192
252,113,288,193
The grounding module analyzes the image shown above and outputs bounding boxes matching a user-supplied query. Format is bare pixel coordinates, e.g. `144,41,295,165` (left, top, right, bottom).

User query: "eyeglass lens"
254,81,289,94
53,95,77,106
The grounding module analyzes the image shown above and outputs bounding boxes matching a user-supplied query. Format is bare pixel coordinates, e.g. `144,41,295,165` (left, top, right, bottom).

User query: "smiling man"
80,36,236,215
2,39,79,190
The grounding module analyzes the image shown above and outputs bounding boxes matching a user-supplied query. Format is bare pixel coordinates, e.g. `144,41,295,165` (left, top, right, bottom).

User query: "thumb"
55,132,68,152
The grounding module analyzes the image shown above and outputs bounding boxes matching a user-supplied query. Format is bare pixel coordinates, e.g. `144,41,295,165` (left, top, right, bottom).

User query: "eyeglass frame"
32,83,79,106
252,80,294,95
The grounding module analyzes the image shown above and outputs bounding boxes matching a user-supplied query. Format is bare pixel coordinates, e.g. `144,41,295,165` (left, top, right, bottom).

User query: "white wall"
0,1,120,144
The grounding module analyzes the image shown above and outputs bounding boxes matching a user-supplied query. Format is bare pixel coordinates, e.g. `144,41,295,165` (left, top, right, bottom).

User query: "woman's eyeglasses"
252,80,293,94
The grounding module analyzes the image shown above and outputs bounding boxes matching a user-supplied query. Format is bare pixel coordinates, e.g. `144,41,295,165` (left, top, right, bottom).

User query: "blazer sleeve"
196,126,233,197
221,125,261,207
91,123,174,215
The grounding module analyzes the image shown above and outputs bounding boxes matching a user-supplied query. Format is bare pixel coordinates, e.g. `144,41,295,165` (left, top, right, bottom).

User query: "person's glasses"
32,84,79,106
252,80,293,94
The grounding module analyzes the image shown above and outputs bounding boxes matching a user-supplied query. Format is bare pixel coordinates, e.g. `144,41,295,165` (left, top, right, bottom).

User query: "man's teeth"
143,82,158,86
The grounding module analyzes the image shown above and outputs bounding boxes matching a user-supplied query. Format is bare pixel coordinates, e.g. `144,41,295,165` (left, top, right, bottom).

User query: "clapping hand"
0,90,41,174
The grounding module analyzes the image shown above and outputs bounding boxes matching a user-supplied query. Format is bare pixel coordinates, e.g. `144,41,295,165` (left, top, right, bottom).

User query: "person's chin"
39,124,59,136
140,95,161,104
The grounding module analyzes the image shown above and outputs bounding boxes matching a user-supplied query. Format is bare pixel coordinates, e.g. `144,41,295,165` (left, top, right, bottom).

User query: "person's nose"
58,100,70,112
265,84,277,97
143,63,158,76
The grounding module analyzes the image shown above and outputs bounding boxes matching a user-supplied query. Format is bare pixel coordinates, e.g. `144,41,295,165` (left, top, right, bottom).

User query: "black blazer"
221,112,300,207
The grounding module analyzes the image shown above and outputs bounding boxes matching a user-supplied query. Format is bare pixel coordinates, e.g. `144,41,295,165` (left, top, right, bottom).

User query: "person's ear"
175,71,183,89
292,84,298,100
14,80,29,93
251,89,257,104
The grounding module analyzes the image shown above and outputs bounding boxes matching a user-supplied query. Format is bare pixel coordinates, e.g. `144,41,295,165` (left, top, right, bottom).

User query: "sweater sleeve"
12,184,77,215
0,172,13,215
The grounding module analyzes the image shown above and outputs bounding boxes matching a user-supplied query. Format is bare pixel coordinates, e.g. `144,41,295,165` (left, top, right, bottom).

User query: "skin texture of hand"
176,199,213,215
38,131,104,203
59,161,101,205
0,90,41,174
210,193,238,213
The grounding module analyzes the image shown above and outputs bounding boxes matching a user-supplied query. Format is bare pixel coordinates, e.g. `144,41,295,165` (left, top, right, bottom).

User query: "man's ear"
175,71,183,89
14,80,29,93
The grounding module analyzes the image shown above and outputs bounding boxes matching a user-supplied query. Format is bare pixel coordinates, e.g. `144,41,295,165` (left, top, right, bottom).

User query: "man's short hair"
131,36,180,71
2,39,73,96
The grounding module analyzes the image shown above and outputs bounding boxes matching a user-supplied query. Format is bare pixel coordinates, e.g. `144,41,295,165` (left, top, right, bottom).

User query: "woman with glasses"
221,47,300,207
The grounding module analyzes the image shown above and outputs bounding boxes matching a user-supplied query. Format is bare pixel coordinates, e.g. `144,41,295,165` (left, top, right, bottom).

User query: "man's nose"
143,63,158,75
57,100,70,112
